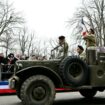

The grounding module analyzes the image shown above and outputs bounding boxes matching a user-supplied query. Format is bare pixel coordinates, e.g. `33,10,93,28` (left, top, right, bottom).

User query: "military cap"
59,36,65,40
78,45,84,51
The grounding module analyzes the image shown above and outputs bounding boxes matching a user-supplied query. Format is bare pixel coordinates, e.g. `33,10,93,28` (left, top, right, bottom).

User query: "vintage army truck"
9,47,105,105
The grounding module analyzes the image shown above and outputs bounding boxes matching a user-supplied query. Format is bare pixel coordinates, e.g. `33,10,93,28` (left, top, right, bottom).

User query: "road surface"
0,91,105,105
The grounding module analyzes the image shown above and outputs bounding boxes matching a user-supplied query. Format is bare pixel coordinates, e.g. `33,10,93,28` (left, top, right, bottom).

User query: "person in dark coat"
6,53,18,64
3,53,18,72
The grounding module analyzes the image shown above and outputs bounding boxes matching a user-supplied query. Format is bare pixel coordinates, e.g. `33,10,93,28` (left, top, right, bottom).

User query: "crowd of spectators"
0,53,47,65
0,53,47,79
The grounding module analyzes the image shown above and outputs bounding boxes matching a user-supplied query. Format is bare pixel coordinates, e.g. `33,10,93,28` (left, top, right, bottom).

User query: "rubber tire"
20,75,55,105
79,89,97,98
59,56,88,87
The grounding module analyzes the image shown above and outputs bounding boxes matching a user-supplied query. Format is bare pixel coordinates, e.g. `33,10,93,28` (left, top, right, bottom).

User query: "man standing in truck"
57,35,69,59
50,35,69,59
83,28,96,48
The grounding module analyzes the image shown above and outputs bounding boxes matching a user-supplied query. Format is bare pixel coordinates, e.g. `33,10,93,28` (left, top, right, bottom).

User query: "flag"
80,18,87,36
81,18,85,25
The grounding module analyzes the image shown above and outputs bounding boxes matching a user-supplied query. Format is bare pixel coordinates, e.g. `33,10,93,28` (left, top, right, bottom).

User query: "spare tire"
59,56,89,87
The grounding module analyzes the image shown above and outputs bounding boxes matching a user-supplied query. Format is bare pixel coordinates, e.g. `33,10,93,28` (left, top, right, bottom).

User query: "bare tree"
49,38,58,52
30,43,36,56
48,38,59,59
34,40,42,56
68,0,105,46
27,32,35,56
0,30,16,56
0,1,24,37
29,40,43,57
42,41,48,56
18,27,28,55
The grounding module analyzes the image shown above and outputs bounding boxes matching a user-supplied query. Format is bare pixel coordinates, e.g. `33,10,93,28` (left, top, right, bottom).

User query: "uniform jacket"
83,33,96,47
57,42,68,59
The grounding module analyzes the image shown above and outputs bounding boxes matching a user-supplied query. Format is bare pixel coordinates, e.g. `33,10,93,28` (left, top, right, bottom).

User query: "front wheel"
16,88,21,100
79,89,97,99
20,75,55,105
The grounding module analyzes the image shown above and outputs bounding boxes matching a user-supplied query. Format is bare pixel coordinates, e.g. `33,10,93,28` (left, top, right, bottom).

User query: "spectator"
6,53,18,64
42,56,47,60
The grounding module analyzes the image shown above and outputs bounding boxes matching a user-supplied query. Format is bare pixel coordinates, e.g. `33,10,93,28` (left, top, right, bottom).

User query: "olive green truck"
9,47,105,105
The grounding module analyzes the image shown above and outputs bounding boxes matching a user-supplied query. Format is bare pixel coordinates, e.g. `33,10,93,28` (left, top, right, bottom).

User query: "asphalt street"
0,91,105,105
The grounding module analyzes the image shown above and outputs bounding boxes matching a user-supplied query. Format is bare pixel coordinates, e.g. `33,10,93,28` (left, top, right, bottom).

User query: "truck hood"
16,59,61,70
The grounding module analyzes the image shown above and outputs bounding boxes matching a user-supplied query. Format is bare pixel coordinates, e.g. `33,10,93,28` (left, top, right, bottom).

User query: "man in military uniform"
83,28,96,64
76,45,86,60
57,35,69,59
83,28,96,48
77,45,84,56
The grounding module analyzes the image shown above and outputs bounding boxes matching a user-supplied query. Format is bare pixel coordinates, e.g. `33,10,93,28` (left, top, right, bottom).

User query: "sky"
10,0,82,42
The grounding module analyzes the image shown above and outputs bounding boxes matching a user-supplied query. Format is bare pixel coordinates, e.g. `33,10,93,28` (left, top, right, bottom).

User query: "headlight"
16,63,23,70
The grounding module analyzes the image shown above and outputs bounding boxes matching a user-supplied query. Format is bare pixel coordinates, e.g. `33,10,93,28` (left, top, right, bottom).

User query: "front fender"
16,66,63,88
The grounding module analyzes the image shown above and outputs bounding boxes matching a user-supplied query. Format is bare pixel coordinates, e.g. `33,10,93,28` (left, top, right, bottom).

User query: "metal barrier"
0,64,15,81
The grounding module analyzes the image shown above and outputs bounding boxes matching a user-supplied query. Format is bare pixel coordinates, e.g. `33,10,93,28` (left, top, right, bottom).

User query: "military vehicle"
9,47,105,105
